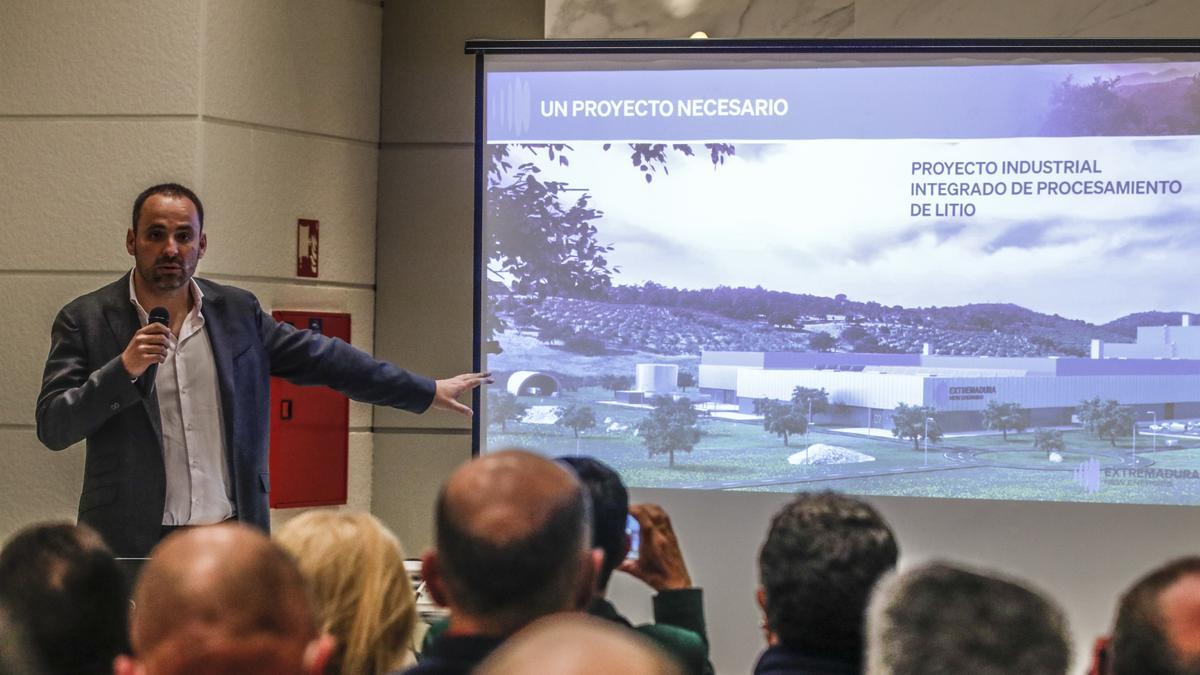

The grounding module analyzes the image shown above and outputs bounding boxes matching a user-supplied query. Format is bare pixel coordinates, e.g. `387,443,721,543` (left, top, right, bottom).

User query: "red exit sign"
297,218,319,278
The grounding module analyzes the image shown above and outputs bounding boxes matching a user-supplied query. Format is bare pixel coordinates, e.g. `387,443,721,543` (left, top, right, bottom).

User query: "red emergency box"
268,311,351,508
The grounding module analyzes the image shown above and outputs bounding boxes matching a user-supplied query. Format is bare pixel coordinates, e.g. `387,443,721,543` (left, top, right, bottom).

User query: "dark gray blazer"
36,273,436,557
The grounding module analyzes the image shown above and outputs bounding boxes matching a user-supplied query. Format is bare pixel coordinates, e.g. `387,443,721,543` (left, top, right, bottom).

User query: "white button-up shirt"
128,272,234,525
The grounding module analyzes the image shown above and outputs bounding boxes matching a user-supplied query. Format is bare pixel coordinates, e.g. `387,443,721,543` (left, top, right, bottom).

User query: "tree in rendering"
1044,75,1145,136
488,390,528,432
757,399,809,447
537,322,575,346
981,401,1029,441
1076,397,1136,447
638,396,702,468
891,403,942,452
808,332,836,352
599,374,634,395
1033,428,1065,460
677,370,696,391
791,386,830,421
556,404,597,439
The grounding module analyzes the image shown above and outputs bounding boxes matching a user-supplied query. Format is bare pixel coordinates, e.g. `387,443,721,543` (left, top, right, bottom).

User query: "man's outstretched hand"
432,372,493,416
618,503,693,591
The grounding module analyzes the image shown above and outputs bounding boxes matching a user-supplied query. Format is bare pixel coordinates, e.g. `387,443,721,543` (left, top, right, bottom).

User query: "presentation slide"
479,53,1200,505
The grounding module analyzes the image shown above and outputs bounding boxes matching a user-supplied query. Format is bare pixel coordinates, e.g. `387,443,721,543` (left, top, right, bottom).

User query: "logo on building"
1073,457,1103,493
948,385,997,401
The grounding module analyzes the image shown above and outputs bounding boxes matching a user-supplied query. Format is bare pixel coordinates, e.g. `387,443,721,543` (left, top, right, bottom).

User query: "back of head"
435,449,592,633
0,522,128,675
276,510,417,675
477,614,683,675
867,562,1071,675
126,523,320,675
0,606,45,675
758,492,898,662
1111,556,1200,675
557,455,629,590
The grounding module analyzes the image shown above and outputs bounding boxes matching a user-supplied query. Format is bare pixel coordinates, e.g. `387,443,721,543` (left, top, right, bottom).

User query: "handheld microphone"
148,306,170,327
143,307,170,388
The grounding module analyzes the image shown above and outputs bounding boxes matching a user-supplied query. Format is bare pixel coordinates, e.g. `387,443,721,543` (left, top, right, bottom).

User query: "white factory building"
698,318,1200,432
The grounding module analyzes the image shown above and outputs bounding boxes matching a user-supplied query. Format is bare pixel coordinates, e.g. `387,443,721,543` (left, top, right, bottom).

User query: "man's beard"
141,256,191,291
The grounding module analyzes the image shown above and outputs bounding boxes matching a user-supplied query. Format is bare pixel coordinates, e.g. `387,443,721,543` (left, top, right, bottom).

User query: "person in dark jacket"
406,450,599,675
754,492,898,675
558,456,710,675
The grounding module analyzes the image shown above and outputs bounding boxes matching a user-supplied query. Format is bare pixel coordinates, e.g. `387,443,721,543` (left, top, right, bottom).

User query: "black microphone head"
148,306,170,326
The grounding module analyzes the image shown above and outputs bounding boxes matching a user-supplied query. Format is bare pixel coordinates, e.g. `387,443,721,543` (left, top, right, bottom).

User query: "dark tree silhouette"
486,142,736,348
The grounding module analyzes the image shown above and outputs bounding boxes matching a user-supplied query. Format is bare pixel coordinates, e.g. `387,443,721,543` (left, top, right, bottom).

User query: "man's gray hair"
867,561,1071,675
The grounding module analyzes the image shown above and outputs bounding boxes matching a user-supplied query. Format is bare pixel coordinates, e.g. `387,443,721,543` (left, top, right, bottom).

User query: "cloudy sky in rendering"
493,135,1200,324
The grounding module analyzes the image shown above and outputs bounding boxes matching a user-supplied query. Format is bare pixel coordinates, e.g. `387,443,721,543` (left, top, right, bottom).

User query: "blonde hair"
276,511,417,675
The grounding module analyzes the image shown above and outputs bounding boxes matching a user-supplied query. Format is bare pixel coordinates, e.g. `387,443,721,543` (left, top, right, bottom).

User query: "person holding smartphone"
557,456,713,675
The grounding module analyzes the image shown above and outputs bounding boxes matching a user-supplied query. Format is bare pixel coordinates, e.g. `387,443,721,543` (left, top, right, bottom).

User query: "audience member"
409,449,598,674
114,523,334,675
277,511,418,674
867,561,1070,675
557,456,710,675
754,492,897,675
476,613,683,675
1102,556,1200,675
0,522,128,675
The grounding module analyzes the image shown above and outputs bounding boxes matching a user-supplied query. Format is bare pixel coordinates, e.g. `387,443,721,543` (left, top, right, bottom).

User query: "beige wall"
0,0,383,541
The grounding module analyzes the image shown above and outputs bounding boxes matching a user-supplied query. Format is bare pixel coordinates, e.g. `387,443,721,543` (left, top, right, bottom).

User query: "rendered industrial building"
697,317,1200,432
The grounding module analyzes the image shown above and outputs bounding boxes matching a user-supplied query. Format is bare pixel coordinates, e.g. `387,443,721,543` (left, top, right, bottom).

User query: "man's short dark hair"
0,523,129,675
758,491,897,662
557,456,628,590
869,562,1070,675
435,478,591,629
132,183,204,232
1111,556,1200,675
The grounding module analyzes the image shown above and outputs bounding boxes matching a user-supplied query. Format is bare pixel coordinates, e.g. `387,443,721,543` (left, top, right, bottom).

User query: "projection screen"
471,40,1200,507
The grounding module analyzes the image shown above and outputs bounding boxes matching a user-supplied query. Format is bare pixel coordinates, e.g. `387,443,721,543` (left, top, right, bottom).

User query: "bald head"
431,450,593,633
477,614,683,675
120,524,327,675
443,450,585,544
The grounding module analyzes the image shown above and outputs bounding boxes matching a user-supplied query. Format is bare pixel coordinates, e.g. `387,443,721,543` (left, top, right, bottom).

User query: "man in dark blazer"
36,183,488,557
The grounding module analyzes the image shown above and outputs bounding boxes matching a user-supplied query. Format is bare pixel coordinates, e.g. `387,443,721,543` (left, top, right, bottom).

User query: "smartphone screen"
625,513,640,561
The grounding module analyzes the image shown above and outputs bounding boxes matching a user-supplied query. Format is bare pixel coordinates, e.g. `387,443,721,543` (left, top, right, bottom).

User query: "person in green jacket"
557,456,713,675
